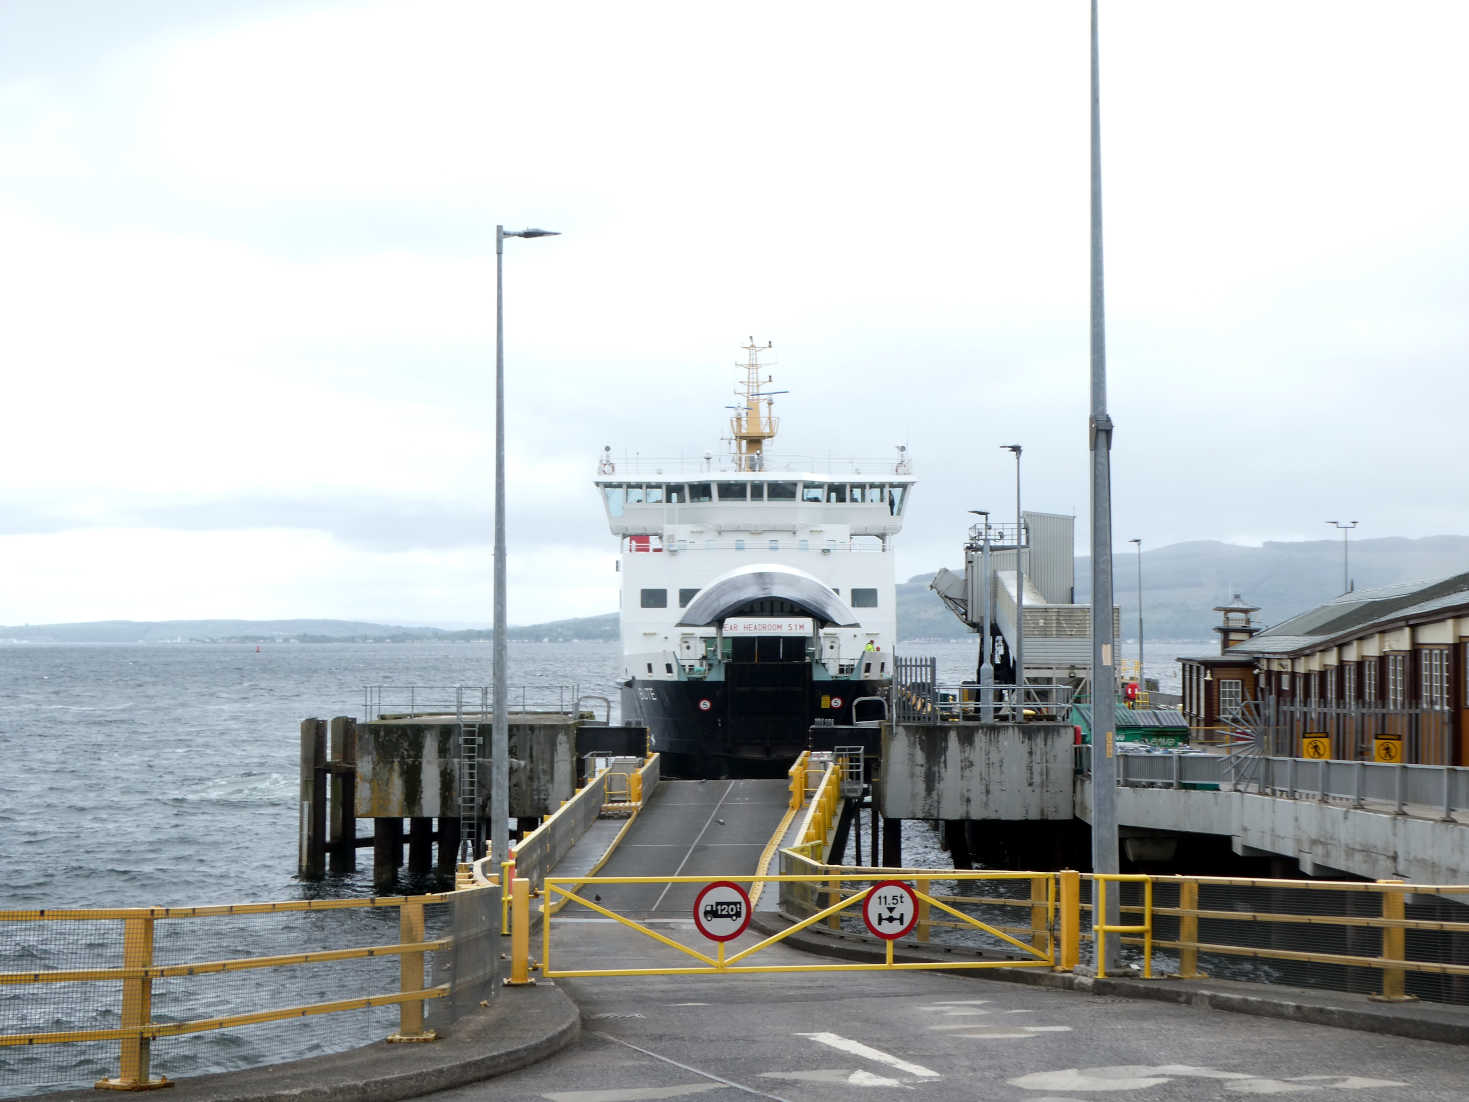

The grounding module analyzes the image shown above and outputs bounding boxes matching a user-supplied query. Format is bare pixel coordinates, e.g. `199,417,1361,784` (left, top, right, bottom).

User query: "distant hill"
6,536,1464,645
0,614,619,645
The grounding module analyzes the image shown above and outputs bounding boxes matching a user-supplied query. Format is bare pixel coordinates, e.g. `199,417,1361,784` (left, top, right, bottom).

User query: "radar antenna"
729,338,787,472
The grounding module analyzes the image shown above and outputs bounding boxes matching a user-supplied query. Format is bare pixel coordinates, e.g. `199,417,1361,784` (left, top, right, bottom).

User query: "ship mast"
729,338,786,472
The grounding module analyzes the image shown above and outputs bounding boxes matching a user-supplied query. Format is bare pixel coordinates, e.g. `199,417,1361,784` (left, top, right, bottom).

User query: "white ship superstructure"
594,340,914,775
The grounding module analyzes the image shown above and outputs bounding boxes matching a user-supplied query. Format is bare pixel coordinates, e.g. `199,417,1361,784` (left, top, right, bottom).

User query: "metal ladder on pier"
455,687,488,862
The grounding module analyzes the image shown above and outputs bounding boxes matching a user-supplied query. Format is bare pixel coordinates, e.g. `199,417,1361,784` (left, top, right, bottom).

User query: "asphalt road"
419,780,1469,1102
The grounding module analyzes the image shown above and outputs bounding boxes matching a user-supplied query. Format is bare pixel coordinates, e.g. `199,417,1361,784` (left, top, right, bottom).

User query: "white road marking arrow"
761,1069,907,1088
796,1032,940,1079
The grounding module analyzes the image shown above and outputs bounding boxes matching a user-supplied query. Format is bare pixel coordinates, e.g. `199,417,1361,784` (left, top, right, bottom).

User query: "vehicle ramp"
573,778,791,922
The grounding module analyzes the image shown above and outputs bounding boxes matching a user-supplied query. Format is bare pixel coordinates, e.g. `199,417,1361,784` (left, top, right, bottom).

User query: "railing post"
388,900,437,1042
629,770,643,806
96,912,167,1091
1094,877,1110,978
827,873,842,931
1030,876,1048,953
1175,878,1204,979
1372,879,1415,1003
1057,870,1080,973
507,877,534,985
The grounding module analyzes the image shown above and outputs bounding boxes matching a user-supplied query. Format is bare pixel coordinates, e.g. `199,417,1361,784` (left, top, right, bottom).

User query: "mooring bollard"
507,877,534,985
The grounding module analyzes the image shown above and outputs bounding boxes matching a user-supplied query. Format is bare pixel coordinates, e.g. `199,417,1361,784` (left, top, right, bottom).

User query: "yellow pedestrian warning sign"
1374,735,1403,763
1301,736,1330,760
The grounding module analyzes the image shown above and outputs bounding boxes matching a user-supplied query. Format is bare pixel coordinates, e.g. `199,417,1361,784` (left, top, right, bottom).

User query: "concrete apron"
749,911,1469,1049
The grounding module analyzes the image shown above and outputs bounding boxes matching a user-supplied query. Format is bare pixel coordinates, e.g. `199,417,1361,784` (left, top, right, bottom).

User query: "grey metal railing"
1074,745,1469,819
1250,695,1456,765
361,684,581,722
893,657,1077,723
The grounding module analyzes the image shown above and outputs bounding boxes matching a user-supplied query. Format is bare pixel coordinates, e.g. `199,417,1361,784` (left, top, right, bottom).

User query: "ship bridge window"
667,485,683,503
640,588,668,608
688,482,713,503
678,587,700,607
603,484,625,517
626,486,644,505
767,481,797,501
802,483,825,503
849,485,866,503
645,485,664,504
717,481,749,501
888,485,907,515
851,588,878,608
827,485,846,503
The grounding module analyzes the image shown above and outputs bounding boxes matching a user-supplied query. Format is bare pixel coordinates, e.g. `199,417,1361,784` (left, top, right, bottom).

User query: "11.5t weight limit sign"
863,880,919,940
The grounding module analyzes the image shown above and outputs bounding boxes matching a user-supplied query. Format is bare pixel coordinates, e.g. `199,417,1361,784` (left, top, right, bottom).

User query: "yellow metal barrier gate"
540,871,1063,977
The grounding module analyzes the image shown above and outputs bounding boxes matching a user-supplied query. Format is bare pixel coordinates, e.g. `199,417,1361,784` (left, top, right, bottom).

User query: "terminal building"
1180,571,1469,766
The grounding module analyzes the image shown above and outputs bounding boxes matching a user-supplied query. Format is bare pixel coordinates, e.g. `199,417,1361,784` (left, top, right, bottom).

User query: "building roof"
1230,570,1469,659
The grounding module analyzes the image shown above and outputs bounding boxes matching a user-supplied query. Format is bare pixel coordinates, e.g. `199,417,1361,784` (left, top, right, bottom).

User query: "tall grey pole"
971,509,995,722
492,224,559,873
1001,444,1023,700
1087,0,1120,967
1129,538,1143,685
493,226,508,871
1326,520,1357,594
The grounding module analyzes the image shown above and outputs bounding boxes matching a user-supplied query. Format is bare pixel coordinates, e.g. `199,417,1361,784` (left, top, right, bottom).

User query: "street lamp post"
1087,0,1121,969
1000,445,1023,702
1129,538,1143,687
969,509,995,722
1325,520,1358,595
491,224,559,871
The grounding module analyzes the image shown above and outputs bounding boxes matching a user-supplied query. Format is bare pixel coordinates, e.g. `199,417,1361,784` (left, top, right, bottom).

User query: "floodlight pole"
1087,0,1121,969
1129,538,1143,684
1000,445,1023,702
492,224,559,872
1326,520,1358,594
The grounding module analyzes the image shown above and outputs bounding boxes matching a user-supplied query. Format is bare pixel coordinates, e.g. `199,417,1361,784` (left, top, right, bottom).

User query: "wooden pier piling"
373,818,404,890
327,716,357,875
407,817,434,877
298,718,327,879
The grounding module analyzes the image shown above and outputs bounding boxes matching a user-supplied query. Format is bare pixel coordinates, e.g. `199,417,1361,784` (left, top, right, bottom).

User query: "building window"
1326,667,1337,703
1219,679,1243,720
1343,663,1356,703
1364,661,1377,704
1422,649,1450,709
1386,654,1405,708
851,588,878,608
734,539,746,551
640,588,668,608
678,588,699,608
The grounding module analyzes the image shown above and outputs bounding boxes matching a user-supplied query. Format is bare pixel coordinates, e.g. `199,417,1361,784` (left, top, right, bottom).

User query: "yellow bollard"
1174,879,1205,979
507,877,535,985
1057,869,1080,973
1372,879,1415,1002
96,913,169,1090
388,900,437,1042
629,770,643,805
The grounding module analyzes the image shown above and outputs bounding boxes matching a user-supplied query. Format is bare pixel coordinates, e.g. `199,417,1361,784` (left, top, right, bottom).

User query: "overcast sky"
1,1,1465,627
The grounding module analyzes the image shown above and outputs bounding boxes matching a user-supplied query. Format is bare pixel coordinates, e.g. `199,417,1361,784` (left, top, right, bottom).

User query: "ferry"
595,340,914,777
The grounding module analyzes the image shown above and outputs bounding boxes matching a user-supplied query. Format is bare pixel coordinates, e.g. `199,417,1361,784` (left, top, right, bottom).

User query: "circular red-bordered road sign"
698,698,712,712
829,695,843,709
863,879,919,940
693,880,751,942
